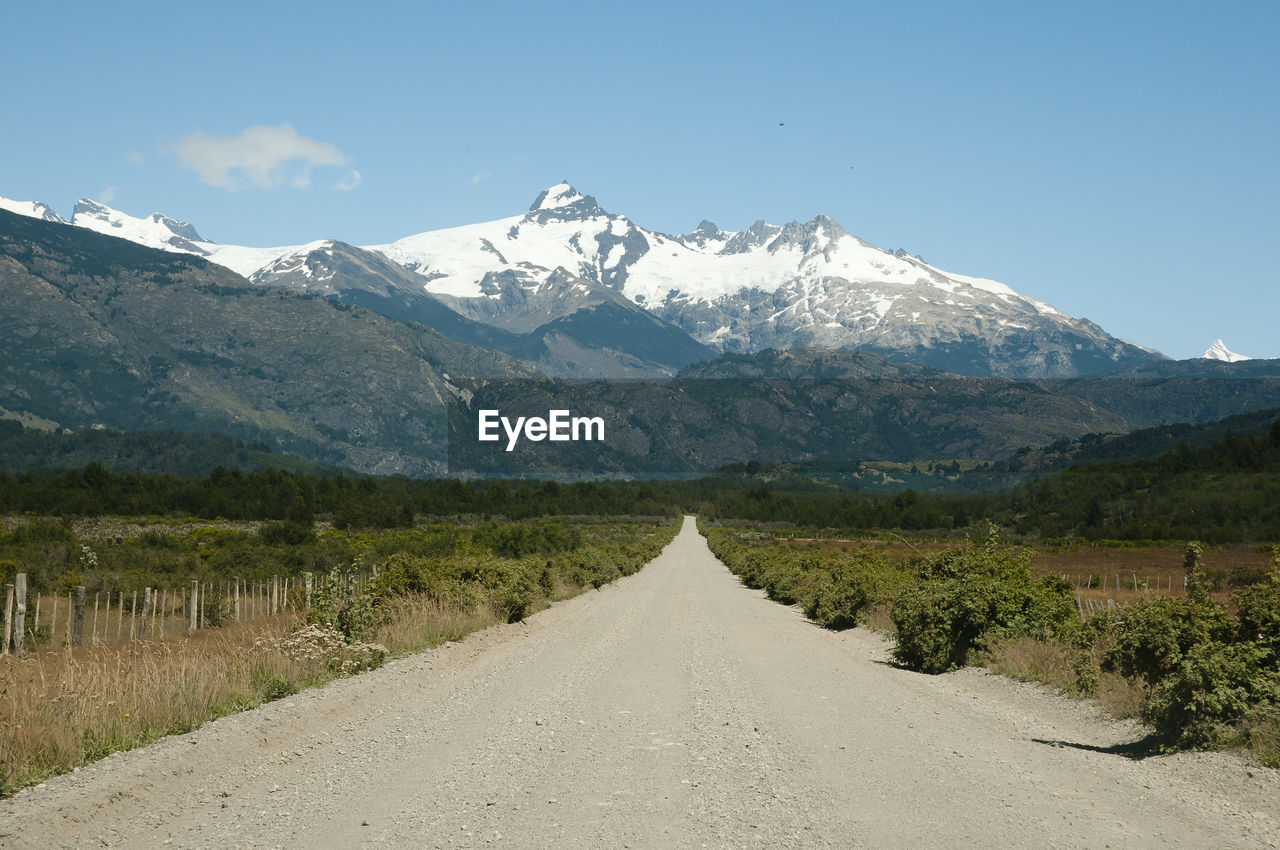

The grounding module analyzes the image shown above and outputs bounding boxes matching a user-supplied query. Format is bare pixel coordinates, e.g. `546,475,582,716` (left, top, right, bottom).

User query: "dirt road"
4,517,1278,848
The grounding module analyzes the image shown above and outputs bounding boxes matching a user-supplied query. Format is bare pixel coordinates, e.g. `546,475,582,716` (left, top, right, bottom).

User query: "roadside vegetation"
702,522,1280,768
0,516,676,796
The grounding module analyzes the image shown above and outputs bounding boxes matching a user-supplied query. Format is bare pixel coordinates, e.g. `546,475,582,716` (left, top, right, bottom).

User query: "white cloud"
127,152,146,166
334,169,362,191
470,170,493,184
100,186,117,203
173,124,351,191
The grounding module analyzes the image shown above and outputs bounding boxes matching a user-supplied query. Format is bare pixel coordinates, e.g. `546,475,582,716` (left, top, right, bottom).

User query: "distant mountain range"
5,193,1280,479
5,184,1164,379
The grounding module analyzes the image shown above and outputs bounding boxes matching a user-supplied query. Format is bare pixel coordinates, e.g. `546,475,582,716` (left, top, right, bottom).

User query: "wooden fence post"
92,592,100,644
271,576,279,615
304,572,312,610
138,588,151,640
189,580,199,632
2,583,12,654
14,574,27,653
73,586,86,647
233,578,240,621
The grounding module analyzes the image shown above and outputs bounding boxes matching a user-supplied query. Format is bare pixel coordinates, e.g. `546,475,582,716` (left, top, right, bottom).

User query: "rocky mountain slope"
450,348,1280,475
0,210,534,475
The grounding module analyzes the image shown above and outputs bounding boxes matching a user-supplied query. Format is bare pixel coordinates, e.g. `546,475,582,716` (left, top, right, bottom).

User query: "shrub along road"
4,517,1278,848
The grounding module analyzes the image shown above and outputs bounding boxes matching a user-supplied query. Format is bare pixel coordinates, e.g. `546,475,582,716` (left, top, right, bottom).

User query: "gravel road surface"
4,516,1278,848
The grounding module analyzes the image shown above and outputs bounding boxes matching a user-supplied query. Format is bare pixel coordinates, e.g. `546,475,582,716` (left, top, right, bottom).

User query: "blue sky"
4,0,1277,359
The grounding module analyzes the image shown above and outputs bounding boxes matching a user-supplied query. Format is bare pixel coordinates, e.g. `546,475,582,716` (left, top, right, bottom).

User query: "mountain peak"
0,195,66,223
72,197,112,218
72,197,209,254
523,183,609,226
529,182,587,212
1202,339,1250,362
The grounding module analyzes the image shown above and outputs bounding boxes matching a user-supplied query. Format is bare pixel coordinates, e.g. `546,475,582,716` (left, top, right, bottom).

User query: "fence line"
0,569,385,652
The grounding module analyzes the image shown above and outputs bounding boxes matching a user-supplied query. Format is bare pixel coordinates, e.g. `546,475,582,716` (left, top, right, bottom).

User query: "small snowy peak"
674,220,731,251
147,212,205,243
1202,339,1250,362
72,198,210,255
529,182,585,211
0,195,67,223
250,241,337,278
766,215,848,255
524,182,608,224
720,220,782,255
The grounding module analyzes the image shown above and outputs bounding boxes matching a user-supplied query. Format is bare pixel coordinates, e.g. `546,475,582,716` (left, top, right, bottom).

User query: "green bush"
473,518,583,558
803,550,907,630
1234,558,1280,667
1142,641,1280,749
1102,596,1234,685
307,561,384,642
704,527,911,631
258,520,314,546
890,546,1076,674
1098,543,1280,748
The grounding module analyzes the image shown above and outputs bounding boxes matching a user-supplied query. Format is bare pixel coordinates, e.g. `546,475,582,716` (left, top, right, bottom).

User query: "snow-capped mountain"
1,185,1162,378
68,198,311,281
1201,339,1250,362
367,182,1157,378
0,196,66,223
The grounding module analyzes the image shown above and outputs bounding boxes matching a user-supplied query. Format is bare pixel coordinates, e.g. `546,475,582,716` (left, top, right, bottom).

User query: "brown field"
782,537,1276,603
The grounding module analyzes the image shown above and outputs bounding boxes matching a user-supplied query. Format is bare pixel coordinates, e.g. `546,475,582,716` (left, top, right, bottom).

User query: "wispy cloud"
334,169,362,191
173,125,351,191
99,186,117,203
127,152,146,167
470,170,493,184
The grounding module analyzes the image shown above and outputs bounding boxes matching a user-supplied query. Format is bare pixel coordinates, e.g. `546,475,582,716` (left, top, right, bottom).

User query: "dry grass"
862,602,896,635
374,596,504,655
1243,712,1280,769
984,635,1079,693
1097,672,1147,720
0,592,551,796
983,635,1146,720
0,615,311,795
